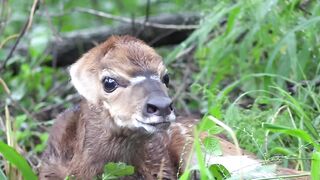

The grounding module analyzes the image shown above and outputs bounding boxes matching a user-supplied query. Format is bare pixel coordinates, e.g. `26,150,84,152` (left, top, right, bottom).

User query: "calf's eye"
102,77,118,93
162,74,169,87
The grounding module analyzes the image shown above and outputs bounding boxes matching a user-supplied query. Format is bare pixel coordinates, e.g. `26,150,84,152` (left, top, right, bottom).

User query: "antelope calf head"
69,36,175,132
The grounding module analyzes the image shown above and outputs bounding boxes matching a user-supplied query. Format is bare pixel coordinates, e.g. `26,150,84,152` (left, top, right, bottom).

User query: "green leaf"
193,131,207,180
178,170,191,180
198,116,223,135
209,164,231,180
34,133,49,153
0,141,37,180
64,175,76,180
311,151,320,180
262,123,320,150
101,162,134,180
14,114,27,129
28,26,50,58
270,86,320,141
10,83,26,101
203,137,222,156
225,6,240,35
269,147,297,157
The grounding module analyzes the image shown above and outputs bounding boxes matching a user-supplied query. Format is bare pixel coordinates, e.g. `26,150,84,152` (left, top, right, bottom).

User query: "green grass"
1,0,320,179
167,0,320,177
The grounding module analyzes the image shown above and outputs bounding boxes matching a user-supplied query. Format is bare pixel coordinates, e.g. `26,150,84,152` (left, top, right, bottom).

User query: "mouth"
136,119,171,129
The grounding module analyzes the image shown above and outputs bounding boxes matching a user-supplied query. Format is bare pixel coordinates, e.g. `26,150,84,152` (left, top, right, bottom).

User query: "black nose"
145,96,173,117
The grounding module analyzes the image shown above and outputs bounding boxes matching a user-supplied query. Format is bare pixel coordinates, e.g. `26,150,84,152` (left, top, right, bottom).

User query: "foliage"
208,164,231,180
263,123,320,178
166,0,319,178
0,141,37,180
98,162,135,180
1,0,319,179
311,151,320,180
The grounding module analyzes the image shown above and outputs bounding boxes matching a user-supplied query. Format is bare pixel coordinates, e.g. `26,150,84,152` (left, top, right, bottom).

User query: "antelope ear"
69,58,100,104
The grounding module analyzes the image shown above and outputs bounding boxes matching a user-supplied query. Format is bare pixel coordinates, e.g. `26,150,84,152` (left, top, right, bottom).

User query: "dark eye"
162,74,169,87
102,77,118,93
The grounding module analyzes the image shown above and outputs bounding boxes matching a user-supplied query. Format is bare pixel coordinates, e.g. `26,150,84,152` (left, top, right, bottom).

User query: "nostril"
146,104,158,114
145,96,173,116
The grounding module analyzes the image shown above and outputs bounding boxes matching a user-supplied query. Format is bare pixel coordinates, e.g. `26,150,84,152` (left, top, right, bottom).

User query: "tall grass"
0,78,37,180
167,0,320,177
1,0,319,179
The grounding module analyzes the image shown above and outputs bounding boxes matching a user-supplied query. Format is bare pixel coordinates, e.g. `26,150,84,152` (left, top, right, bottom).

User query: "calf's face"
69,36,175,132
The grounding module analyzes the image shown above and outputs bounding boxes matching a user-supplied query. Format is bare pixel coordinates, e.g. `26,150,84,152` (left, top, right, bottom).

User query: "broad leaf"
101,162,134,180
0,141,37,180
209,164,231,180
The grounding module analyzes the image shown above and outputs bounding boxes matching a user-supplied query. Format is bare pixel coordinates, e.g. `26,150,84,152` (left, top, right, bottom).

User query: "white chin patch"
136,122,157,133
112,115,157,133
132,117,156,133
139,113,176,124
110,110,175,133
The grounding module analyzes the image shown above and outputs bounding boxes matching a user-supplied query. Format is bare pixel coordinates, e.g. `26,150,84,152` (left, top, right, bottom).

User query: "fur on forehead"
69,35,166,103
99,36,166,76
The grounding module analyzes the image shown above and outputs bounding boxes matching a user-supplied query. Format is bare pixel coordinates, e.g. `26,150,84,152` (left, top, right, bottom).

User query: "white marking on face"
150,75,161,82
135,120,156,133
108,111,157,133
134,112,176,124
131,111,176,133
131,114,156,133
130,76,146,85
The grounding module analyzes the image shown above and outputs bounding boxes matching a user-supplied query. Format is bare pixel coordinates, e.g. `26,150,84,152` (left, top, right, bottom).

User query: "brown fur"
40,36,196,180
40,102,196,179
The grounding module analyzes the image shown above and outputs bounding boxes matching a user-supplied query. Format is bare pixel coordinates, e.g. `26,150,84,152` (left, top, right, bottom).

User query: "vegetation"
1,0,319,179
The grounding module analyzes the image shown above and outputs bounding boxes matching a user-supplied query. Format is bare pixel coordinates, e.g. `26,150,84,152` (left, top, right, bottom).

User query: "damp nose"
144,96,173,117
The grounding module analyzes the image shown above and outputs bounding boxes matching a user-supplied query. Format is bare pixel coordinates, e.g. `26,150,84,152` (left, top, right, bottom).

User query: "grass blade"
262,123,320,150
311,152,320,180
0,141,37,180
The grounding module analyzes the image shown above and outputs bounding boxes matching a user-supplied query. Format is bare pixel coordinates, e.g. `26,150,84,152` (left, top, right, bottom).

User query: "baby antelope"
40,35,196,179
